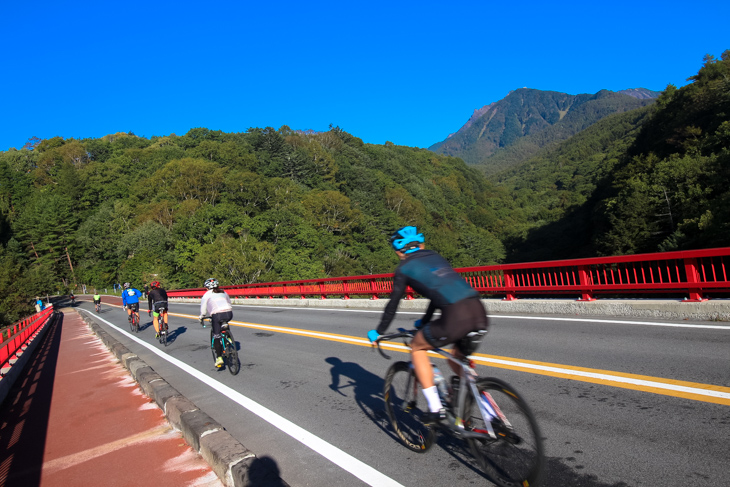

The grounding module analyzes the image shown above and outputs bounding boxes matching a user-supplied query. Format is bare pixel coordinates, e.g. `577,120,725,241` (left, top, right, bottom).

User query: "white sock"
422,386,442,413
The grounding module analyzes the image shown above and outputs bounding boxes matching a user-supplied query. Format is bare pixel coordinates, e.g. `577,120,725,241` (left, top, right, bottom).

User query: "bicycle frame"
375,329,498,441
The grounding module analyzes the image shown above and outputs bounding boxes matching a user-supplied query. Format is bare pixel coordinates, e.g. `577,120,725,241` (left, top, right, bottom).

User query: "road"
79,298,730,487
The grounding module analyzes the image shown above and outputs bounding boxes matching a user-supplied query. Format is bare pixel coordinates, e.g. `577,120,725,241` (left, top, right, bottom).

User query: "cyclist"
93,292,101,311
122,283,142,325
147,281,169,338
366,226,489,423
69,292,75,305
198,278,233,368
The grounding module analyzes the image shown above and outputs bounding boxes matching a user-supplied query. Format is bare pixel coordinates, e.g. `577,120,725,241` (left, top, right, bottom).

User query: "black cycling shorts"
422,297,488,356
153,301,168,313
93,299,101,304
211,310,233,336
126,303,139,312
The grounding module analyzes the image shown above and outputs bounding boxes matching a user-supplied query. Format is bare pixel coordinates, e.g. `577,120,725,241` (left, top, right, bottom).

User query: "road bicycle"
95,301,101,313
374,329,545,487
128,308,140,333
154,309,168,347
200,316,240,375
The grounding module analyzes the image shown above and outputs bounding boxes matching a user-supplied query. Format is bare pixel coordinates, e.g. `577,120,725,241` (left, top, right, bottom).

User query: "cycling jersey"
93,294,101,303
148,288,169,311
377,249,479,335
122,288,142,307
200,289,232,317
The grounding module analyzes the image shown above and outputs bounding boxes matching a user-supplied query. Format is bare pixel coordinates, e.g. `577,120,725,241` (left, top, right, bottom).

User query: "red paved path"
0,309,223,487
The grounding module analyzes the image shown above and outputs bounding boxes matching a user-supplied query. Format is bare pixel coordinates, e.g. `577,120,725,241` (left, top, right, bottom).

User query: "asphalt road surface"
79,298,730,487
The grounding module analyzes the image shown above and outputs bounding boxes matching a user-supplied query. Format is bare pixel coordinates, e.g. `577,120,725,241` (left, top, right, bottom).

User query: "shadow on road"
0,312,63,486
324,356,396,439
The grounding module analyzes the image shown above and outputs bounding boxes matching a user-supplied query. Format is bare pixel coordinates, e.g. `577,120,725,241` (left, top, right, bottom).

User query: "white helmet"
204,278,219,290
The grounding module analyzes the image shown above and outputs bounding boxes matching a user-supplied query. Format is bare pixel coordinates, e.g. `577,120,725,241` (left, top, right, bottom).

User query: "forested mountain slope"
487,52,730,262
429,88,655,175
0,127,505,324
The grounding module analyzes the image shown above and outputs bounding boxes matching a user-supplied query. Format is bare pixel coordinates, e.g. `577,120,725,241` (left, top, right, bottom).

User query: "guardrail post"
369,279,379,300
577,265,596,301
503,270,517,301
683,258,707,302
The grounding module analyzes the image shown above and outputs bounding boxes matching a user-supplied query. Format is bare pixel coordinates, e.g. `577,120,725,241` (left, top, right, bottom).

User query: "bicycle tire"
464,377,544,487
160,317,167,347
225,334,240,375
383,361,435,453
129,314,135,332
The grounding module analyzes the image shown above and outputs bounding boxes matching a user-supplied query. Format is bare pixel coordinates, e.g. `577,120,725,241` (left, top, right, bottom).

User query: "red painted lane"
0,309,222,487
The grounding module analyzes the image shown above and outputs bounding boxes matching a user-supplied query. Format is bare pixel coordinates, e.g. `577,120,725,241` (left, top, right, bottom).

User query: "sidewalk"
0,309,223,487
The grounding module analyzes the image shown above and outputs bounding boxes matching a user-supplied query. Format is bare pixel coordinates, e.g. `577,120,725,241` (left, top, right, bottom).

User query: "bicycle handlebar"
373,328,416,360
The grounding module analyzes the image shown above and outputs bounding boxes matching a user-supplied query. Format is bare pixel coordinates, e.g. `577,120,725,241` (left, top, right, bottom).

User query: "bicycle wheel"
129,313,135,332
160,318,167,346
225,334,240,375
383,361,435,453
464,378,544,487
134,313,140,333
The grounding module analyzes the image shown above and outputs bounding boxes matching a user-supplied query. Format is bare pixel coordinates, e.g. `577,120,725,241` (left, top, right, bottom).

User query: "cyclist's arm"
421,301,436,324
148,293,153,310
376,271,408,334
200,292,209,317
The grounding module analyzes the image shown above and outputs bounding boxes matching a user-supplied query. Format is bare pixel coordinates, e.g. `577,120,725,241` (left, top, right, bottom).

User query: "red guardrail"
0,306,54,374
168,247,730,302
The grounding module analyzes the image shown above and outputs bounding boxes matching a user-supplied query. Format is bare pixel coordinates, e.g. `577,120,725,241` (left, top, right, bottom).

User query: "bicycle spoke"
465,378,544,487
384,362,434,453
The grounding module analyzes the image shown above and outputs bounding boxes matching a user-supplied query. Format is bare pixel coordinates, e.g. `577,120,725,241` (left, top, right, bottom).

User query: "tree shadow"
0,311,63,486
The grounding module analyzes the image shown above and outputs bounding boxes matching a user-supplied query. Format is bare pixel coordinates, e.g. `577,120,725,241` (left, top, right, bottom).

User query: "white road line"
83,311,404,487
222,303,730,330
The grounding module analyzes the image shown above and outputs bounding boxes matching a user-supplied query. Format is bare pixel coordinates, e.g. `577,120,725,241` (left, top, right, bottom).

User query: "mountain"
429,88,657,176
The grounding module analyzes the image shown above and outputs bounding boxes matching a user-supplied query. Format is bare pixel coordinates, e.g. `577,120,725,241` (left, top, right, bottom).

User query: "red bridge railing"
0,306,54,375
168,247,730,302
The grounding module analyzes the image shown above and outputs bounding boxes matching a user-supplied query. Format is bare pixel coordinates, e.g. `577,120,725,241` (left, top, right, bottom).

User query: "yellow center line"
103,306,730,406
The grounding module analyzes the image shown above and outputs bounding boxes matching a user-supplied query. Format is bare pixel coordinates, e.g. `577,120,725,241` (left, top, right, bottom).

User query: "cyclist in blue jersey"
367,226,489,423
122,282,143,325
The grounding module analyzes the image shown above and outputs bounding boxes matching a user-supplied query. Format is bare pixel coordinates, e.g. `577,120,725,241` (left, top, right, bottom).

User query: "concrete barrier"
172,297,730,322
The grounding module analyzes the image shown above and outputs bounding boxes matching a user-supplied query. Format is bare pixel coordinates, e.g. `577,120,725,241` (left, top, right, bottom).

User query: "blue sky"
1,1,728,151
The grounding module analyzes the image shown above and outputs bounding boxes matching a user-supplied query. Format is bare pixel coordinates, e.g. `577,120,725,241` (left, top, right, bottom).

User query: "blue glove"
414,319,424,330
367,329,380,343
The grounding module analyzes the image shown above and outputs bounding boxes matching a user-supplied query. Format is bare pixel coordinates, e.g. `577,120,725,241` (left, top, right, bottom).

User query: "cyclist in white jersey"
199,278,233,368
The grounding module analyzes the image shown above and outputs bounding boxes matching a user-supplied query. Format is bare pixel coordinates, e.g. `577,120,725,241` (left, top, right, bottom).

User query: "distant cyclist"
366,226,489,423
147,281,169,338
93,292,102,311
122,283,142,324
199,278,233,369
69,293,75,305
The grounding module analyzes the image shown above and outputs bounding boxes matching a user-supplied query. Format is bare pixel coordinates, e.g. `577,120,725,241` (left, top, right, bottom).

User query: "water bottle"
432,365,449,406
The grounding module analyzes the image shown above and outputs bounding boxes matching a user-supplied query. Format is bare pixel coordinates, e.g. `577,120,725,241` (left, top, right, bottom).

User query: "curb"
78,310,289,487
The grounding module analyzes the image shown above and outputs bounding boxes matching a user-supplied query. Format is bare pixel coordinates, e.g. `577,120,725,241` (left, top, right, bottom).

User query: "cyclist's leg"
440,297,489,377
152,308,160,334
211,313,224,359
410,332,442,414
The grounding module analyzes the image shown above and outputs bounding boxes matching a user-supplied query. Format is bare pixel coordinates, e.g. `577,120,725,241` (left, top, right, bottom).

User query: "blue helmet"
389,226,424,254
